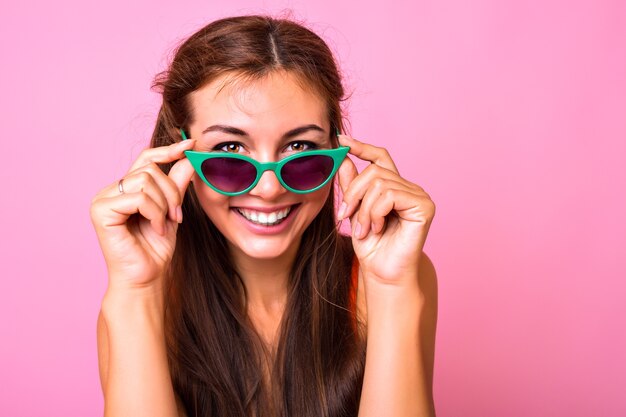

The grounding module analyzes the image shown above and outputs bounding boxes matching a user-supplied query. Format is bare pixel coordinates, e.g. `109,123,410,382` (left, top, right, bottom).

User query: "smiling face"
187,70,334,263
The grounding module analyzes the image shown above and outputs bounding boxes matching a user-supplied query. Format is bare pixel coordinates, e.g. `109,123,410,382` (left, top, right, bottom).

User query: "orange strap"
349,256,359,319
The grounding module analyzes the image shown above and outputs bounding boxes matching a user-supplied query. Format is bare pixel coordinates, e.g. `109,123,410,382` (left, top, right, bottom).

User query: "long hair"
149,15,365,417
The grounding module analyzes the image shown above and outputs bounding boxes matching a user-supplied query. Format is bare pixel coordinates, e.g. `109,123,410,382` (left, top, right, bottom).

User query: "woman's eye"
287,141,317,152
214,142,243,153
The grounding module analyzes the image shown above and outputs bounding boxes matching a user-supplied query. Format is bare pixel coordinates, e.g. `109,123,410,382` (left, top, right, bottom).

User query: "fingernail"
354,222,362,238
337,202,347,220
169,208,177,222
176,205,183,223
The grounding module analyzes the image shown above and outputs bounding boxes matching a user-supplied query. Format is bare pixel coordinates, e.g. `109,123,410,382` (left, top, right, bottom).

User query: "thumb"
168,157,196,199
337,155,358,195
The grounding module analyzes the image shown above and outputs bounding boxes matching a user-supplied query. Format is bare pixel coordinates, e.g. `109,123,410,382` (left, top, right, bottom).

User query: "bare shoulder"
97,309,188,417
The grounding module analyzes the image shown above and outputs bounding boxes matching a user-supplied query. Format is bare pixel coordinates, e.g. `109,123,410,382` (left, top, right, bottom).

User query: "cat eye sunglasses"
180,129,350,196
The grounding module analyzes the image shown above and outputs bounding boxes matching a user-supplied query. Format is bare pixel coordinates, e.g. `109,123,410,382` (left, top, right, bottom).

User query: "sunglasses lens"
281,155,334,191
201,158,256,193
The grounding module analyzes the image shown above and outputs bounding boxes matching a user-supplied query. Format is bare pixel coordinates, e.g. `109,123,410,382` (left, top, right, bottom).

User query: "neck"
229,240,300,313
229,241,300,348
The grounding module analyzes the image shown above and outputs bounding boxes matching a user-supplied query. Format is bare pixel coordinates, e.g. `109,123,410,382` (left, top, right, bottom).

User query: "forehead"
188,71,328,135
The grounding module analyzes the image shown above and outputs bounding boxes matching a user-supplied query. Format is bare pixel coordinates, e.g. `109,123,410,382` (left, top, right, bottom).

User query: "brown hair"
150,15,364,417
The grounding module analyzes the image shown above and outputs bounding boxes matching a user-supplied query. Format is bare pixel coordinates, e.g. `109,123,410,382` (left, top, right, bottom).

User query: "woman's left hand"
337,134,436,287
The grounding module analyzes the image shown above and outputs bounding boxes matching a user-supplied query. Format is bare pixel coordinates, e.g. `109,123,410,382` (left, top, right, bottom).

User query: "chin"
230,238,297,261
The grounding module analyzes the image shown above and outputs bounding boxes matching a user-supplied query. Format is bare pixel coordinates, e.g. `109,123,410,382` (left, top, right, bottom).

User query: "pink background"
1,0,625,416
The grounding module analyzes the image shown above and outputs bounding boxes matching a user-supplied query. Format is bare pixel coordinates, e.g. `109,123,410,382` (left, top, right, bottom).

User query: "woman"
90,15,437,417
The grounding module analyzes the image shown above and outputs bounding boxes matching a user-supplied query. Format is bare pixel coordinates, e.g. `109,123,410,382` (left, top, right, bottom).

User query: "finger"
337,155,359,194
371,189,435,233
128,139,196,173
336,156,358,220
353,179,411,239
368,188,411,236
119,167,177,222
95,192,168,236
338,135,399,174
341,164,412,221
168,157,195,198
126,162,186,221
125,151,194,223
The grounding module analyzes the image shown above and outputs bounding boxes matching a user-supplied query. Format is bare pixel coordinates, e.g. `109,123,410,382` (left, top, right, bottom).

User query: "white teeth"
237,206,292,226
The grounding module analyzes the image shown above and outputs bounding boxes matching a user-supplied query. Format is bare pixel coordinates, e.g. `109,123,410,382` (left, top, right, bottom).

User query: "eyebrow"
201,124,326,140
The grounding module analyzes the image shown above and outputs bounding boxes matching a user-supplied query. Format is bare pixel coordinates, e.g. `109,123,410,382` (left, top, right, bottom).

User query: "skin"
90,69,437,416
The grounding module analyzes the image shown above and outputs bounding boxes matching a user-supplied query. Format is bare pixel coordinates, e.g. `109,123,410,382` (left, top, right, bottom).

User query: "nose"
248,168,288,199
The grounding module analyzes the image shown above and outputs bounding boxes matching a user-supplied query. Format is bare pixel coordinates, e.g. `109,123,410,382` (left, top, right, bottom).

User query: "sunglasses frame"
180,129,349,196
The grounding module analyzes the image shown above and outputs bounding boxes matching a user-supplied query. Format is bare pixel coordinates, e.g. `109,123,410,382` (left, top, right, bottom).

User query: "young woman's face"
187,71,333,262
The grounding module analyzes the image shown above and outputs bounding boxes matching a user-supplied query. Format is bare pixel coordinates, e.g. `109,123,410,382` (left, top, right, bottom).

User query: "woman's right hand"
90,139,197,292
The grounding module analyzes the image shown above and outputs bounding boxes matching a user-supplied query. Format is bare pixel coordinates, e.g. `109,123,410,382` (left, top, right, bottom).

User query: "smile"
236,206,293,226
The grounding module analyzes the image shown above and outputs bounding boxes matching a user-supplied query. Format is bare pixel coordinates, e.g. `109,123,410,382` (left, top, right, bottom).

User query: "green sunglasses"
180,129,349,196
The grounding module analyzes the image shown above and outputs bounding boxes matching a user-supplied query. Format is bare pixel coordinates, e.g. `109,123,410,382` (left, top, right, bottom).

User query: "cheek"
302,185,333,217
192,181,230,219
